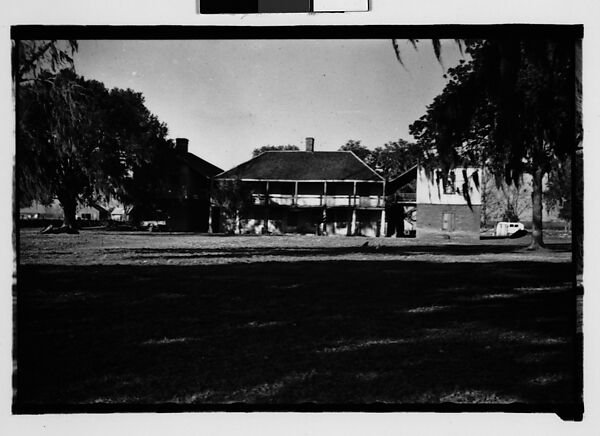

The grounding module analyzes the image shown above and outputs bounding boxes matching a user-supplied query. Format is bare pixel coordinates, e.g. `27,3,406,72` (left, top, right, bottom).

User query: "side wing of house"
132,138,223,232
416,167,482,240
164,151,222,232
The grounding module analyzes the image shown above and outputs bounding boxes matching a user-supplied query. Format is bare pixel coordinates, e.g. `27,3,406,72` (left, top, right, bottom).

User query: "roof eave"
346,151,385,181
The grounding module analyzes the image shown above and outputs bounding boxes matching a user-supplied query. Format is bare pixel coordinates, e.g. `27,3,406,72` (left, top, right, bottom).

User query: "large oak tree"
407,39,579,250
17,69,171,227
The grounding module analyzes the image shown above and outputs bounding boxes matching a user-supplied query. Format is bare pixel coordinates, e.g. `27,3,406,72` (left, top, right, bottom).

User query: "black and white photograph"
11,26,583,419
5,13,594,435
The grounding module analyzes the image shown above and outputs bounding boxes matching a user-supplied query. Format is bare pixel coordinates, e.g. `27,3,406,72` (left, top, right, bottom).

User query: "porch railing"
251,194,384,208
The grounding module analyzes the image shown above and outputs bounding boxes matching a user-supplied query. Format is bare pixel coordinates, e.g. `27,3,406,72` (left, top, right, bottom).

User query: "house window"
436,170,457,195
442,212,455,231
444,174,456,194
81,213,92,220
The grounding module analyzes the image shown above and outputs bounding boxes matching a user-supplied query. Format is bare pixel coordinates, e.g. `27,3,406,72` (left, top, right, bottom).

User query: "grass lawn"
14,229,580,411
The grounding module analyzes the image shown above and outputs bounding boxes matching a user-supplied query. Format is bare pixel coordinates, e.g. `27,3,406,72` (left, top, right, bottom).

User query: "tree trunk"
528,168,545,249
481,170,488,228
60,195,77,228
573,150,583,275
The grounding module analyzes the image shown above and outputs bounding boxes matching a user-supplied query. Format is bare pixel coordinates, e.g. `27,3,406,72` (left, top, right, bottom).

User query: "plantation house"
215,138,482,240
215,138,387,236
19,136,482,239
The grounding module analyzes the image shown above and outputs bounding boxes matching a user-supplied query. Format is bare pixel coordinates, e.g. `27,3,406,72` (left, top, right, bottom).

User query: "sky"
74,39,464,171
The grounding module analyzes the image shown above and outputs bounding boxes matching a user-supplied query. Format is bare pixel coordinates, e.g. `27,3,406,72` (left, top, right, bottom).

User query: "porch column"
379,209,386,238
322,181,327,235
208,178,213,233
294,181,298,206
351,181,357,236
264,181,270,234
380,181,386,237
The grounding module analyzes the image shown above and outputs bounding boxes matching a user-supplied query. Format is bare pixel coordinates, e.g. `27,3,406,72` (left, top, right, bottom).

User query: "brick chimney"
305,137,315,152
175,138,189,153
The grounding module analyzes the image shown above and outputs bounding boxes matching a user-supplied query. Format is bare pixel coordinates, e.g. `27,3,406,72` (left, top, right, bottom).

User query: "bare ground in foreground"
14,229,579,409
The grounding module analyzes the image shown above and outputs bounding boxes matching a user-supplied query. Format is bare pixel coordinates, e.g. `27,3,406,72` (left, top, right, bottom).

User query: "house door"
442,212,455,231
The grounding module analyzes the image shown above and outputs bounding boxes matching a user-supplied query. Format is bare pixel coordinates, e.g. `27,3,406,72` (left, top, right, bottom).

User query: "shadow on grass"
14,258,579,411
100,242,572,260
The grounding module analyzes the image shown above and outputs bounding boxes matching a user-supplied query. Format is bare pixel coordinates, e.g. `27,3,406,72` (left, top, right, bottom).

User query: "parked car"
495,221,525,237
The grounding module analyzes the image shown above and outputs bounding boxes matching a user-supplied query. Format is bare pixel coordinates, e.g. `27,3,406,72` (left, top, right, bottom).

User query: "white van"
495,222,525,237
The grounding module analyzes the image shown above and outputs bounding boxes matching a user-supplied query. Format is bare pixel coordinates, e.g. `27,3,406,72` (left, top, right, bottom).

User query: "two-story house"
215,138,387,236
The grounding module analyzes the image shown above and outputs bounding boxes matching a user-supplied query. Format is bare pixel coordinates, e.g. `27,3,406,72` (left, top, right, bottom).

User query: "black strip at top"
10,24,584,41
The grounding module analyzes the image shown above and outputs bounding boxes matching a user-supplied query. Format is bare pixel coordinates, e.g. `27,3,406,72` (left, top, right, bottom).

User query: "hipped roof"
217,151,384,182
177,152,223,178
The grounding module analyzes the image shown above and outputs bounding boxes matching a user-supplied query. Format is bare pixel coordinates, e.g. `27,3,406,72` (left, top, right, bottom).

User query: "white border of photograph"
314,0,369,12
2,1,599,436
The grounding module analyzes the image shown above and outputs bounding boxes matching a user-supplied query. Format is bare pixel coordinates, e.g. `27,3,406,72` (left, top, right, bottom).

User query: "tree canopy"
339,140,373,164
212,179,254,234
338,139,421,180
408,39,578,248
252,144,299,157
371,140,423,180
17,69,171,226
16,40,78,84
